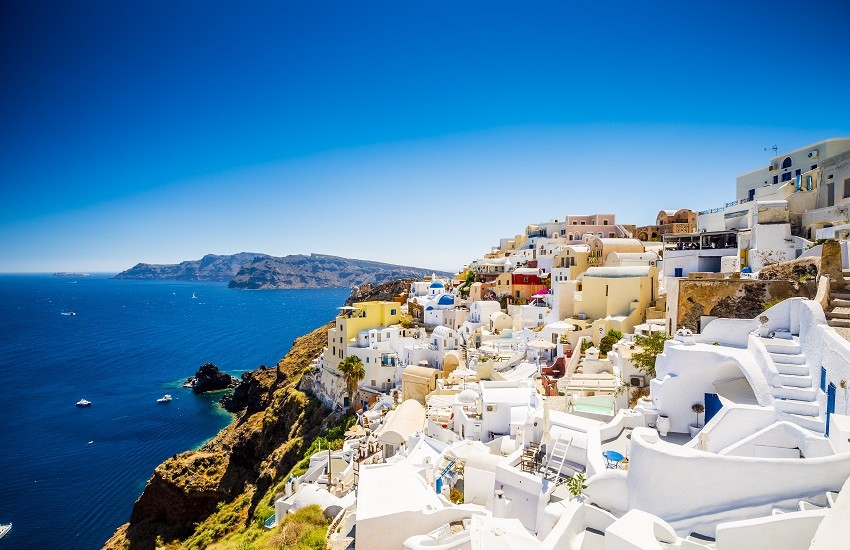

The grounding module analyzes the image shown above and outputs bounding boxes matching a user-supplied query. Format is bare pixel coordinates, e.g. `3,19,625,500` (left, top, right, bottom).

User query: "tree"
631,332,669,379
337,355,365,411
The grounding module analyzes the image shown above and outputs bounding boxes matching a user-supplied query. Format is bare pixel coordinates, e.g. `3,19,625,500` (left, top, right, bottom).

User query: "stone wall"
676,279,813,332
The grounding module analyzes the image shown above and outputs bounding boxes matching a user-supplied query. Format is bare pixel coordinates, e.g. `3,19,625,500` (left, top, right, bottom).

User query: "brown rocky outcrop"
344,278,414,305
104,323,334,550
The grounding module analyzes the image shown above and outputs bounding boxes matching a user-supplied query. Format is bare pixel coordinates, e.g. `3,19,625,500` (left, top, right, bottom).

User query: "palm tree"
337,355,365,411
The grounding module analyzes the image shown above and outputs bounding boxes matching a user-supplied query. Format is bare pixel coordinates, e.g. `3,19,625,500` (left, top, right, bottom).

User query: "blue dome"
429,280,445,288
437,295,455,306
425,306,434,311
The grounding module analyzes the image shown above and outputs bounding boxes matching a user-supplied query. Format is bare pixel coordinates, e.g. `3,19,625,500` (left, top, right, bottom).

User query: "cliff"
228,253,449,289
103,323,336,550
114,253,265,281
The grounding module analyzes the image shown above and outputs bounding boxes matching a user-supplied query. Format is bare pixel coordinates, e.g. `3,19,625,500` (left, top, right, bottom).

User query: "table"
603,450,624,469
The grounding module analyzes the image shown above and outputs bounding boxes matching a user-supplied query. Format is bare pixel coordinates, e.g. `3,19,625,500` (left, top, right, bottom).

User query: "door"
826,383,836,436
704,393,722,424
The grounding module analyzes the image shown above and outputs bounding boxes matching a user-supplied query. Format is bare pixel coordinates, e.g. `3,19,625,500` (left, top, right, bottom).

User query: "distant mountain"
114,253,266,281
228,253,452,289
114,252,451,289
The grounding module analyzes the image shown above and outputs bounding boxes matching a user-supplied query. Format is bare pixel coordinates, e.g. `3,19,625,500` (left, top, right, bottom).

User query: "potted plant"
566,472,588,502
689,403,705,437
656,414,671,437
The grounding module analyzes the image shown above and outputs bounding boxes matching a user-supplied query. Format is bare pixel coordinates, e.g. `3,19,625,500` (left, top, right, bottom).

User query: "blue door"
704,393,722,424
826,383,836,436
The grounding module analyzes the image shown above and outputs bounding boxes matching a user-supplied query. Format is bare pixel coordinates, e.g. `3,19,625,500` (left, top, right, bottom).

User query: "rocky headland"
114,252,264,281
104,323,338,550
184,363,239,394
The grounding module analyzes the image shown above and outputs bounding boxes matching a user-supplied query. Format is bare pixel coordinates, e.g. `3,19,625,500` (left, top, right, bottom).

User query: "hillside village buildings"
290,137,850,550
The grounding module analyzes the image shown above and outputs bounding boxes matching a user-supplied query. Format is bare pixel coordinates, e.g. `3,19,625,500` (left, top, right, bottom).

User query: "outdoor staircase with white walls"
762,337,825,433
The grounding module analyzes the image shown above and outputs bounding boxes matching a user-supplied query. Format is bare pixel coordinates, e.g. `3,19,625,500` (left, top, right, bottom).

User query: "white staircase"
762,337,825,433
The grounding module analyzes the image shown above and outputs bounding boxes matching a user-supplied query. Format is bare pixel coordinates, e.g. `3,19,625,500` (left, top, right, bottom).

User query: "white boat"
191,293,198,299
0,523,11,539
61,311,76,316
76,399,91,407
157,394,172,403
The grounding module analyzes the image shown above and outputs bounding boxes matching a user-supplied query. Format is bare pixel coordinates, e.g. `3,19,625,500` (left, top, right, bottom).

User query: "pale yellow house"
321,301,402,407
493,271,513,298
586,237,644,267
571,265,658,343
551,244,590,282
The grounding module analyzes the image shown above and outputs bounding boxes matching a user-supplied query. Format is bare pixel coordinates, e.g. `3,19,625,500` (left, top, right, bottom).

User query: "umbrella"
541,398,552,447
451,367,478,379
345,424,367,438
528,339,556,350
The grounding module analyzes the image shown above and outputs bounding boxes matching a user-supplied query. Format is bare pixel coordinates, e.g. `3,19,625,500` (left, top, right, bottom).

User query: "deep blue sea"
0,274,349,549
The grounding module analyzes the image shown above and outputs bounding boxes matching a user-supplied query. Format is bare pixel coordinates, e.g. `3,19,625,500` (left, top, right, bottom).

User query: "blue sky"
1,1,849,272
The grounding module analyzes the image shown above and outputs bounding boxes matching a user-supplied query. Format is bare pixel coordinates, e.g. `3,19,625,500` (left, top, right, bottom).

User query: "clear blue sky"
2,0,848,273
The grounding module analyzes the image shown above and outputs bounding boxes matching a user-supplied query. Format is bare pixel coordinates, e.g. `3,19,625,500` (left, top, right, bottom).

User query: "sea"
0,274,350,549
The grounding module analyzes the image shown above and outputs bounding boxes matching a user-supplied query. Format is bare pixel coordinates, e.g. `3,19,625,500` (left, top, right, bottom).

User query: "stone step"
769,352,806,365
772,385,817,401
774,398,820,416
842,269,850,276
763,340,802,355
826,310,850,320
829,318,850,329
778,373,814,388
831,298,850,308
782,412,826,433
775,363,810,376
799,501,824,511
831,293,850,301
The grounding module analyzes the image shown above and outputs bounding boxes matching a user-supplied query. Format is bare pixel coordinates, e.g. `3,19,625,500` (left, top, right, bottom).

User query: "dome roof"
457,389,478,403
437,295,455,306
429,280,445,288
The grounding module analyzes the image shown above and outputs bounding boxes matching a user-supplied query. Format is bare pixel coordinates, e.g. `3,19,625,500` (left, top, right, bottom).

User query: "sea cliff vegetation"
104,322,352,550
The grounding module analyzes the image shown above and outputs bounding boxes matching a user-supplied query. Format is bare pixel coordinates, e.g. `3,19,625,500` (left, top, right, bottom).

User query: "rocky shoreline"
104,323,336,550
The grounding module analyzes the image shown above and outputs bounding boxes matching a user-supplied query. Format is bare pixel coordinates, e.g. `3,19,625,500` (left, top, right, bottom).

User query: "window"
391,308,397,315
580,221,585,225
795,169,801,177
821,367,827,392
773,175,779,184
782,157,792,169
609,232,615,237
603,220,609,225
781,172,792,182
845,178,850,199
515,291,520,298
811,164,818,170
828,183,835,207
605,285,609,297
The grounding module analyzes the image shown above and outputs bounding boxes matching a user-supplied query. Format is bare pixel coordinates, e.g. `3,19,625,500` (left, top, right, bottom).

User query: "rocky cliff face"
228,253,450,289
114,253,266,281
103,324,334,550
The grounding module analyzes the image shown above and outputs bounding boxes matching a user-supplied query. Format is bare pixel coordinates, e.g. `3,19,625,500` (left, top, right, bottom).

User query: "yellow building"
552,245,591,282
324,301,402,368
493,271,513,297
573,266,658,343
